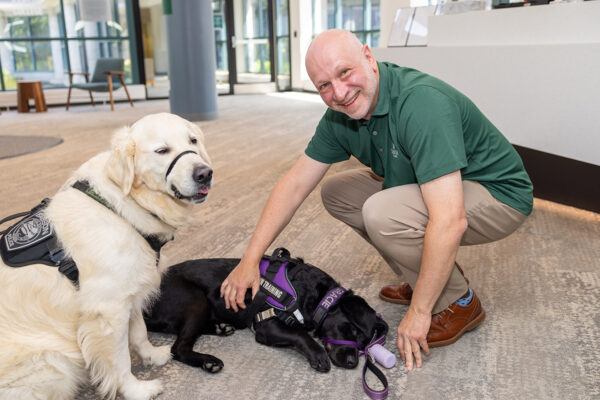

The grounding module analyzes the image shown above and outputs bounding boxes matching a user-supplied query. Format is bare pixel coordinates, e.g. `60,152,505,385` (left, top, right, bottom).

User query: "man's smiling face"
306,30,379,120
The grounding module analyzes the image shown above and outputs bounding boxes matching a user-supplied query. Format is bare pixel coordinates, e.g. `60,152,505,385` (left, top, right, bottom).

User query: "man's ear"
362,44,377,71
107,126,135,195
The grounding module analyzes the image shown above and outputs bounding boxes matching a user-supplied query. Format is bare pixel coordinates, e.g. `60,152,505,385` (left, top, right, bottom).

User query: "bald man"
220,29,533,370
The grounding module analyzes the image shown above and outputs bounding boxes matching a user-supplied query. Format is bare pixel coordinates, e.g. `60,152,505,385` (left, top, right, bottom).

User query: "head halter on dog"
165,150,197,180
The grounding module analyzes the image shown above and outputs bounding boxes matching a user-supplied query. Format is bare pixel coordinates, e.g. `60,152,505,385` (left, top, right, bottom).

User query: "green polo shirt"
305,62,533,215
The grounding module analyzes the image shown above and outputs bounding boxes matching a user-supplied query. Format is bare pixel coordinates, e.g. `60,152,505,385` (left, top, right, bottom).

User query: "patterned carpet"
0,96,598,400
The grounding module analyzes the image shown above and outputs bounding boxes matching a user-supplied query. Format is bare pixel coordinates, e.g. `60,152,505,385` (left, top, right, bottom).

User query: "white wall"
374,1,600,166
374,44,600,166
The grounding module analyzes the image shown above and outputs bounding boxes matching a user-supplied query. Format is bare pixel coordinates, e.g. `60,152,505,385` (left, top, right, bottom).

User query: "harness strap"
47,240,79,287
246,290,269,329
0,198,51,235
73,180,169,260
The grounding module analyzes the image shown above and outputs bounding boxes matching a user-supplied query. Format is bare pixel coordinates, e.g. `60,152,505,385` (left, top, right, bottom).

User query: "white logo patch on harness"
4,211,53,251
260,278,284,300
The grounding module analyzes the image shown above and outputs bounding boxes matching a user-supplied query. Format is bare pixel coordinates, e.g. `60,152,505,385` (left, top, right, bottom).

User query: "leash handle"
362,356,389,400
0,212,30,234
362,334,389,400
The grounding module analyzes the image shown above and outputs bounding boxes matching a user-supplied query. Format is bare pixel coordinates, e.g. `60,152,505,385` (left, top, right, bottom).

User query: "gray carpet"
0,135,63,159
0,96,598,400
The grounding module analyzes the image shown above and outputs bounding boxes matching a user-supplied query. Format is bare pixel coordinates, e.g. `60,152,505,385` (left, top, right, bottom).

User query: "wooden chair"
66,58,133,111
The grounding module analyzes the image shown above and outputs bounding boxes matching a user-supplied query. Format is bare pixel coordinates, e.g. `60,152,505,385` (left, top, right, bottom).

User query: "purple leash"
321,332,389,399
313,288,390,399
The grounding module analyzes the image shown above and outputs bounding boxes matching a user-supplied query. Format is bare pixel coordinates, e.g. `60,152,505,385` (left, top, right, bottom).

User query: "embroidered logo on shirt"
391,143,399,158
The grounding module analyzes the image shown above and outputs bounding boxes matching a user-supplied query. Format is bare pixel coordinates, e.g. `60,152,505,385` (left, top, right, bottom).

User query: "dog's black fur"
144,257,388,373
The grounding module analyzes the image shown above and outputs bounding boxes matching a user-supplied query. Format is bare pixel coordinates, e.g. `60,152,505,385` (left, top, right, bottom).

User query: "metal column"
164,0,218,121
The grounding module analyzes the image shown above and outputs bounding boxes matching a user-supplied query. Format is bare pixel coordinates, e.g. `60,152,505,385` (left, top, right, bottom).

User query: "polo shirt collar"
369,61,390,118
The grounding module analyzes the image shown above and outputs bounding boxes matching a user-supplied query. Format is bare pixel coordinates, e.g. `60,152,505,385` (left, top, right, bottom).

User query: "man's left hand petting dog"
0,113,213,400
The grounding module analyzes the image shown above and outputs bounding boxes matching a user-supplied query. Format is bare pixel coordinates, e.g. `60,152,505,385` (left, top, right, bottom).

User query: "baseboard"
514,145,600,213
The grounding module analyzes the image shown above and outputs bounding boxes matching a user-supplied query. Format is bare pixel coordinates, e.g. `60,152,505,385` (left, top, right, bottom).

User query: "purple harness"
259,257,297,310
254,249,305,326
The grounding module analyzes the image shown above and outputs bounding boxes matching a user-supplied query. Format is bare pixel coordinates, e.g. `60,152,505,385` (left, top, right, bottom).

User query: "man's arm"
220,154,331,311
397,170,468,370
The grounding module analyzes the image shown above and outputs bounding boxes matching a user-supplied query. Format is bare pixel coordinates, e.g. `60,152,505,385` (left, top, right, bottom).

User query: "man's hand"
220,260,261,312
397,306,431,370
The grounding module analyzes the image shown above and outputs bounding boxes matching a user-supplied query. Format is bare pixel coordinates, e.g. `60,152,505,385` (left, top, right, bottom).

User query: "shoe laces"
438,306,455,318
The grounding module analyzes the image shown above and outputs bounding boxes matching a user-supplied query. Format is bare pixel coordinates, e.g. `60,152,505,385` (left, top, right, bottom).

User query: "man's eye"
190,137,198,144
319,83,329,91
155,148,170,154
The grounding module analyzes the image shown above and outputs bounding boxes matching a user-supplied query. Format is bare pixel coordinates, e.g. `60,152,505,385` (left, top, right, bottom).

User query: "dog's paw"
309,352,331,373
121,378,163,400
214,323,235,336
142,344,172,366
200,354,224,373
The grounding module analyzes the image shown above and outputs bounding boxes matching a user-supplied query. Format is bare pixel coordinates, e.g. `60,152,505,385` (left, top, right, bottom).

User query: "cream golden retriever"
0,113,212,400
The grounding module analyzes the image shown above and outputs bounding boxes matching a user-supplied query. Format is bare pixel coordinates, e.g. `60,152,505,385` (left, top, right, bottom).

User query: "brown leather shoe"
379,282,413,304
427,289,485,348
379,262,469,305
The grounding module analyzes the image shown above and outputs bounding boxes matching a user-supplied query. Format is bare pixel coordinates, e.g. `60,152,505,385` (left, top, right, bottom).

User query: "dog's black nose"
193,166,213,184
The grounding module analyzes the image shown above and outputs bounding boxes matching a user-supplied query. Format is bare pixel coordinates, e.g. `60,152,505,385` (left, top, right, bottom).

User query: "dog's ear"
340,295,388,338
107,126,135,195
185,121,211,164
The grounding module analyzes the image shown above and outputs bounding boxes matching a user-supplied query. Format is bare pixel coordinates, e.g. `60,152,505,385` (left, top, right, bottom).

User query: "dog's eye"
190,137,198,144
155,147,170,155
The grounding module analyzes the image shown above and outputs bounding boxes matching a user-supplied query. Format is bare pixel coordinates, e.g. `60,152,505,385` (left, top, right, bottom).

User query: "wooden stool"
17,81,47,113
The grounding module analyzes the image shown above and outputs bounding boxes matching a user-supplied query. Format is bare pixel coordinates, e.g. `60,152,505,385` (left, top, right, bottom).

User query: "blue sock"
456,288,473,306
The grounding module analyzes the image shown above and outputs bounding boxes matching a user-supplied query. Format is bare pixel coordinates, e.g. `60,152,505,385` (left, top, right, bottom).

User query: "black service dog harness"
0,181,169,288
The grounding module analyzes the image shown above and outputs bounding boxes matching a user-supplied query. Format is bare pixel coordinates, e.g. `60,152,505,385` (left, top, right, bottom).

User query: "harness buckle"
48,247,66,264
58,259,77,275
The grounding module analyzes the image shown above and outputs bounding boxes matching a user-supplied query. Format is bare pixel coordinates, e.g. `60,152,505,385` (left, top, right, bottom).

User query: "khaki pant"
321,168,528,313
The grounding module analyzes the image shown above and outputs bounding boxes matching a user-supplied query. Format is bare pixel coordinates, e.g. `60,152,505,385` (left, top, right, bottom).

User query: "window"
0,0,137,92
313,0,380,47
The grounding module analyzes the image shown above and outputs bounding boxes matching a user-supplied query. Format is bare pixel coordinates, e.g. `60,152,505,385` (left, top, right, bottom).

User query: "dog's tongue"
199,188,210,195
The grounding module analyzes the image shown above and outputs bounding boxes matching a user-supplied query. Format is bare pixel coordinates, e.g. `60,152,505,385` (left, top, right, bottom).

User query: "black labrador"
144,251,388,373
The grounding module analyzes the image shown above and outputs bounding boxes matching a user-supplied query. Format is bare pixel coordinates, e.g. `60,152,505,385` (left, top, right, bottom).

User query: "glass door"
213,0,231,94
139,0,169,98
229,0,289,93
233,0,271,86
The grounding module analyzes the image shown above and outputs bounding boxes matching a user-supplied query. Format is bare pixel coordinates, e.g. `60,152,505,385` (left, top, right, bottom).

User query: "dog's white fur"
0,113,212,400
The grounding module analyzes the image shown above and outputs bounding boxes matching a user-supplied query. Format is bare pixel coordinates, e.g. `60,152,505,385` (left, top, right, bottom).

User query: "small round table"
17,81,47,113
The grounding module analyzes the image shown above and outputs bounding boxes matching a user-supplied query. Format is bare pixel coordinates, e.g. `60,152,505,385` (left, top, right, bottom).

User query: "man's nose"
331,81,347,102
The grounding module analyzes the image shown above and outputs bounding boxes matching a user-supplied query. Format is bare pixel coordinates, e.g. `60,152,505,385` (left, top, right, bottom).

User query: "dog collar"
312,286,347,328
